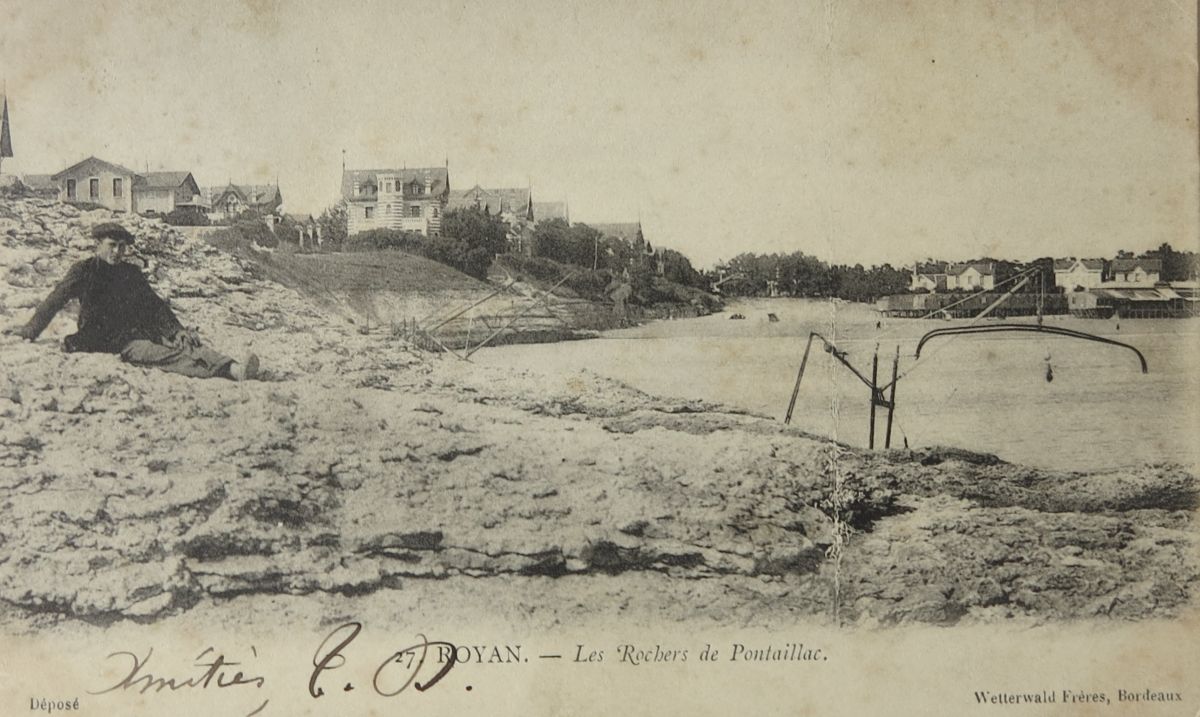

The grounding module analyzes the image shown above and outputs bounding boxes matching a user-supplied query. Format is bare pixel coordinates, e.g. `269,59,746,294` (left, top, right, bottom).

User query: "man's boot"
229,353,260,381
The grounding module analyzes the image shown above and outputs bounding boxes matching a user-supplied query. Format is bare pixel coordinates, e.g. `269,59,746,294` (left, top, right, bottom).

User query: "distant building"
589,222,644,245
531,200,569,224
47,159,208,215
206,183,283,222
1106,258,1161,286
446,185,542,254
0,93,13,174
946,261,996,290
910,261,949,292
50,156,140,212
447,185,533,224
1069,286,1185,318
1053,258,1104,291
341,166,449,236
18,173,58,196
134,171,203,215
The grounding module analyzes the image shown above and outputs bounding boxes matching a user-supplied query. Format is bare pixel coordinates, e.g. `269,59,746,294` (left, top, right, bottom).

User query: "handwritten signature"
90,646,269,715
309,621,459,698
89,623,459,716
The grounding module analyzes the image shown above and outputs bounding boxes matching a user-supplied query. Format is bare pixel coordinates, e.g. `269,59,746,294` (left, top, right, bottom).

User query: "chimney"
424,173,432,193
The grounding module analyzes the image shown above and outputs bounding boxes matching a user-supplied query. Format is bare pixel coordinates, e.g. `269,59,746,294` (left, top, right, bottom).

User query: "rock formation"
0,196,1196,630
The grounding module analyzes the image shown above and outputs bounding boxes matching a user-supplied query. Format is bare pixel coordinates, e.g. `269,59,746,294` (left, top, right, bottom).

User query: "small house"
1106,258,1161,287
1053,258,1104,291
133,171,203,215
910,262,948,292
50,156,139,212
207,183,283,222
946,262,996,291
447,186,534,224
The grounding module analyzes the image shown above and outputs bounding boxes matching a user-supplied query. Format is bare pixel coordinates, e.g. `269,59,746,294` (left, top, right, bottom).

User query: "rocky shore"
0,196,1197,632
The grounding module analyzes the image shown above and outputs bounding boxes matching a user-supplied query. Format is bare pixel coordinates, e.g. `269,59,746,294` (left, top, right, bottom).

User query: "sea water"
477,298,1200,472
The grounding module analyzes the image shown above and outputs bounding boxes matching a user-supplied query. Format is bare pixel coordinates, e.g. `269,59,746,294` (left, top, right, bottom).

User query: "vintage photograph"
0,1,1196,714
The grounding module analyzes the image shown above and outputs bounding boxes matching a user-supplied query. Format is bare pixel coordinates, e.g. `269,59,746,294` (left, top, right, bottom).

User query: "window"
89,178,100,200
409,205,421,218
113,178,122,197
364,206,375,219
66,179,76,199
385,181,393,192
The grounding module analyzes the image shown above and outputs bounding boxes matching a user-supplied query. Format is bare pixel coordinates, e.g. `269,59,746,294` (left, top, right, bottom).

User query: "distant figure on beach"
5,223,261,380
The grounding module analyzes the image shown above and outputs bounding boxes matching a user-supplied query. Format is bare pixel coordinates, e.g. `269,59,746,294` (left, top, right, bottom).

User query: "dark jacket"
19,257,183,353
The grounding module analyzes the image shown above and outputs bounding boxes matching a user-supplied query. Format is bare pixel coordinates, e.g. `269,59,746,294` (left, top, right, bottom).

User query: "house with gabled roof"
50,156,140,212
134,171,203,215
945,261,996,291
532,200,569,224
45,157,205,215
447,185,533,224
342,166,449,236
590,222,645,245
206,183,283,222
1053,258,1105,291
1106,258,1161,287
910,261,949,292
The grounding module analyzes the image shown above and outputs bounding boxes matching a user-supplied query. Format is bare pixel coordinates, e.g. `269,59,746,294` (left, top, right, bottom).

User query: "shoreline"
478,297,1200,473
0,196,1196,634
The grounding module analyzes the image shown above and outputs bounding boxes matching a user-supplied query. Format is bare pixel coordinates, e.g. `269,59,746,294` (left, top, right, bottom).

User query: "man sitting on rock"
6,222,260,380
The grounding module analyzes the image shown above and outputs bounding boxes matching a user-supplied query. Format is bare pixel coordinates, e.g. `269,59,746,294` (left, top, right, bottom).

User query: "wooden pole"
868,348,879,449
885,345,899,449
784,333,816,425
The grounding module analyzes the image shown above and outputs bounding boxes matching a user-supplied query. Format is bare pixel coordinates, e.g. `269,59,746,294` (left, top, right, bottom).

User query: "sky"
0,0,1196,268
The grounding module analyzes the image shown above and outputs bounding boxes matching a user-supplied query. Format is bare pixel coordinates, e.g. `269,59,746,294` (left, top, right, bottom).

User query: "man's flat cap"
92,222,136,244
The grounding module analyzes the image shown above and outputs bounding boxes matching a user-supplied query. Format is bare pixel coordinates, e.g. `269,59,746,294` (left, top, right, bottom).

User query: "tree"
317,201,348,249
1141,242,1196,281
442,207,509,258
532,219,603,268
1025,257,1057,294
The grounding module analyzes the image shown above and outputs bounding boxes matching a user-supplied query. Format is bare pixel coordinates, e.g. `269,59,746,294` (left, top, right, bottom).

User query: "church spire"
0,90,14,172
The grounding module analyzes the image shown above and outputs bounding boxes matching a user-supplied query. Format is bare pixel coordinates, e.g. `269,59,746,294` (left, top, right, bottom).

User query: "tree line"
714,252,912,301
713,242,1200,302
311,205,712,304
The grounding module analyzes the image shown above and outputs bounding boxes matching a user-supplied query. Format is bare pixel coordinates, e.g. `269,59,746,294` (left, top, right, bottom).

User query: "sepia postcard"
0,1,1197,714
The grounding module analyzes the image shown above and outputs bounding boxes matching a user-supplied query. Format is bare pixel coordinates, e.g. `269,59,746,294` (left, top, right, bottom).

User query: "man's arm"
129,268,185,340
16,260,90,340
